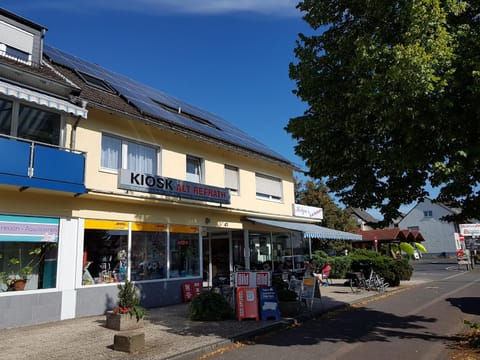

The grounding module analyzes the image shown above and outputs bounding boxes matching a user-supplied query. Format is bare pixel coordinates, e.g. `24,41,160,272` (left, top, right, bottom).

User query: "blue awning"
245,217,362,241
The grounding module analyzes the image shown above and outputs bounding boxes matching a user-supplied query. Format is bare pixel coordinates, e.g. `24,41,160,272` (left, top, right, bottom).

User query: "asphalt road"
207,260,480,360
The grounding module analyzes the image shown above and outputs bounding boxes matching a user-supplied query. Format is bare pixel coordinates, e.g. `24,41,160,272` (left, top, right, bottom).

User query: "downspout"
70,115,82,150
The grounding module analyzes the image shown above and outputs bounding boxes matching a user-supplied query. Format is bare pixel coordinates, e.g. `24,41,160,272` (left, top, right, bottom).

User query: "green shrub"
349,249,413,287
188,291,234,321
329,256,352,279
391,258,413,280
310,250,329,270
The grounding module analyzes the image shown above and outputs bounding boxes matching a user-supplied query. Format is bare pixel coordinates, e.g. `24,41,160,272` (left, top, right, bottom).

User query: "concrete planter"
106,311,144,331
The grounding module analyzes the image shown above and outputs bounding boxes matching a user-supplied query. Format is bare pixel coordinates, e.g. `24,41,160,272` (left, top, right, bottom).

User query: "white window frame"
423,210,433,218
255,173,283,202
186,155,204,183
100,132,160,175
224,164,239,195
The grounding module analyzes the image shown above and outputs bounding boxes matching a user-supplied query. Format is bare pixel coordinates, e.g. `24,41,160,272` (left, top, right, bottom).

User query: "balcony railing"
0,134,86,194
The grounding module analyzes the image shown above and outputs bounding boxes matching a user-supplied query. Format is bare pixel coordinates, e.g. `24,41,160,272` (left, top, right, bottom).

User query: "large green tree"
287,0,479,224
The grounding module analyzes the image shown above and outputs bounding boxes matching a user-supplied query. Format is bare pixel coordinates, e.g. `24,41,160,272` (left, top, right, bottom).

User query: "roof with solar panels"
43,45,295,168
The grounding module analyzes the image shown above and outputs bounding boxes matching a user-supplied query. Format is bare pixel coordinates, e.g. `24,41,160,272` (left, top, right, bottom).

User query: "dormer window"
0,10,44,66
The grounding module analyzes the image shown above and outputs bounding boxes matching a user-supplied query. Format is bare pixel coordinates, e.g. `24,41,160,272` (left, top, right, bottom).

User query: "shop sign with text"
118,170,231,204
292,203,323,220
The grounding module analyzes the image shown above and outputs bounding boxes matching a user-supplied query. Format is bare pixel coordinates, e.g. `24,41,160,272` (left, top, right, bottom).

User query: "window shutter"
225,165,239,191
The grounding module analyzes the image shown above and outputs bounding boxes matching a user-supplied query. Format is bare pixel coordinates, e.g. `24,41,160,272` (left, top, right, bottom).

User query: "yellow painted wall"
74,108,296,218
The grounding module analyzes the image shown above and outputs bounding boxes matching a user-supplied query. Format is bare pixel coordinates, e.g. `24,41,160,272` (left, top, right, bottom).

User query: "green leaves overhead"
288,0,480,224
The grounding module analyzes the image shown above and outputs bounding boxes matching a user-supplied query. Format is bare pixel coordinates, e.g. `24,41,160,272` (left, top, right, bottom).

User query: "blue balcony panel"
34,144,85,185
0,137,86,194
0,138,30,176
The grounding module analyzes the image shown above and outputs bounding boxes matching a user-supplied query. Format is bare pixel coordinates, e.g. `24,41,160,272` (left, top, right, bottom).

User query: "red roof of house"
359,228,424,242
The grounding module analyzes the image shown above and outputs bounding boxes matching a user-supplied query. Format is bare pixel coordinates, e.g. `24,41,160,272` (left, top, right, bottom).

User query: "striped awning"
245,217,362,240
0,80,88,119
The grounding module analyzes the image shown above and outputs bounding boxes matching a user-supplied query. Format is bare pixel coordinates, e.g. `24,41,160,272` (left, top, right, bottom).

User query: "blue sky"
2,1,404,219
1,0,309,169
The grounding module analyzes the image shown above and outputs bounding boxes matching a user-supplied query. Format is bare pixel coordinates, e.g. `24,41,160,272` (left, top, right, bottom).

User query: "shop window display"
169,225,200,278
131,231,167,281
83,229,128,285
83,221,201,284
0,242,57,291
0,215,59,292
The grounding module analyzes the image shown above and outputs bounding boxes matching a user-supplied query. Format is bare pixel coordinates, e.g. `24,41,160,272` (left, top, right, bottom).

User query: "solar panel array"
44,45,290,164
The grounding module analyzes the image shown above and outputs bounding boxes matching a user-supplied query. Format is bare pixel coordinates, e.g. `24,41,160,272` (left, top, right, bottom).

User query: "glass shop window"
131,225,167,281
248,232,272,271
83,222,128,285
0,215,59,292
169,225,200,278
271,232,306,272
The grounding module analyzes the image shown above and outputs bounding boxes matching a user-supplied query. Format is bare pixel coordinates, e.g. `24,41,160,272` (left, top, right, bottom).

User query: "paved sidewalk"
0,279,424,360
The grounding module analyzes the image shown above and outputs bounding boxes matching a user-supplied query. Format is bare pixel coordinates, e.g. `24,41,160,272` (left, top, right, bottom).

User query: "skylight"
77,71,115,93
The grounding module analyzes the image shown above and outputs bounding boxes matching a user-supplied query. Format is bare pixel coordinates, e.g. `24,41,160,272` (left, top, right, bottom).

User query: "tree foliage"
287,0,479,224
295,178,357,231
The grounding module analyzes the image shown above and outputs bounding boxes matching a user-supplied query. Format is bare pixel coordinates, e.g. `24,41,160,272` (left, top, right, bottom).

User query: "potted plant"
0,245,47,291
106,280,145,330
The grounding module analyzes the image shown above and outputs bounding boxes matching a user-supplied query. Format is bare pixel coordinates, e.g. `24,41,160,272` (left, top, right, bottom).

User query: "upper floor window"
101,133,158,174
224,165,239,195
0,19,35,65
255,173,282,201
0,97,62,146
186,155,203,183
423,210,433,218
4,45,30,62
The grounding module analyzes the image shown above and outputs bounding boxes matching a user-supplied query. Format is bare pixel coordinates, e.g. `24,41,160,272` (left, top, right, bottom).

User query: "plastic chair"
314,264,332,286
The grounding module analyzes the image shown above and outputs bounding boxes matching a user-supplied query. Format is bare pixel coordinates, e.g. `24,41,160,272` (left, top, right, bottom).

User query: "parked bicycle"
365,268,389,293
348,263,389,293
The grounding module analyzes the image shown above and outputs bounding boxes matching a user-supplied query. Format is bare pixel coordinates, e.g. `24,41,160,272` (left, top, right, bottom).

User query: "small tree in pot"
106,280,145,330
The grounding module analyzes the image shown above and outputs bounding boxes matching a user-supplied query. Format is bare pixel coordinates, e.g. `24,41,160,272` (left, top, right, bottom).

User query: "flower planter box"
106,311,144,331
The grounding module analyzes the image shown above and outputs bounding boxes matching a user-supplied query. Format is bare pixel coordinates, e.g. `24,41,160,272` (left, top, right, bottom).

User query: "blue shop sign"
118,170,231,204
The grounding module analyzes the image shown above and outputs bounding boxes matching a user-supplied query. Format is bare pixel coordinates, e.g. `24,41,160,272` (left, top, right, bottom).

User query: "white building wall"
399,199,457,256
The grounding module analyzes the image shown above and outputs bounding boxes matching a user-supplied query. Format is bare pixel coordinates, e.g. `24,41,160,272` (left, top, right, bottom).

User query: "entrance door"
203,231,230,288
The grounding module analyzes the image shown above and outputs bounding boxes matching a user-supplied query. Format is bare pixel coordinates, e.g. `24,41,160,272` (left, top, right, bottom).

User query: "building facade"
398,198,460,257
0,8,362,329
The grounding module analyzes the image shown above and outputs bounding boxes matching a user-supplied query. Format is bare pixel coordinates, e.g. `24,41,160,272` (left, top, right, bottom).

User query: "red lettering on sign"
236,272,250,287
256,272,269,287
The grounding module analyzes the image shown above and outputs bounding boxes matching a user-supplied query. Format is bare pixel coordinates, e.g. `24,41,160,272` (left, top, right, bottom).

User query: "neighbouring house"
348,207,379,231
398,198,466,257
0,8,361,329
